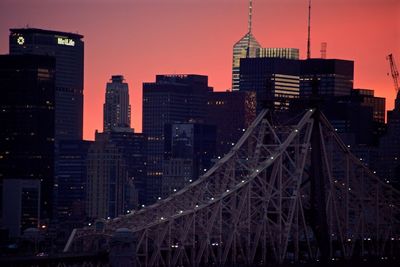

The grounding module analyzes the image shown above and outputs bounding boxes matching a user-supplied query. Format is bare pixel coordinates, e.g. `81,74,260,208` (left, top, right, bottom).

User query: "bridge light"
294,129,298,132
179,210,183,214
189,179,192,183
347,238,352,242
226,189,230,192
142,204,145,208
210,197,214,201
256,169,259,172
173,189,177,192
270,156,274,160
88,223,91,226
158,197,162,200
160,217,165,220
241,180,245,183
195,205,199,208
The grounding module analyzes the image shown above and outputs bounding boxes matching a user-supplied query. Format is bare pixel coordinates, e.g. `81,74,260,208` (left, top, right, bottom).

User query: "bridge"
64,108,400,266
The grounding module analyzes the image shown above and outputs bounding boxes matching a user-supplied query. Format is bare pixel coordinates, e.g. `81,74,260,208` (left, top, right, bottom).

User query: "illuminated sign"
57,37,75,46
17,36,25,45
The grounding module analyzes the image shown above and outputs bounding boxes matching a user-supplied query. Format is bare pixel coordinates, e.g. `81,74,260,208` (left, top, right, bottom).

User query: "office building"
207,91,256,156
0,54,55,231
103,75,131,132
2,179,41,238
162,122,216,197
143,75,211,203
351,88,385,123
257,48,299,59
300,59,354,98
55,140,92,226
9,28,84,140
86,134,128,219
99,131,147,209
231,0,261,91
239,57,300,112
378,92,400,189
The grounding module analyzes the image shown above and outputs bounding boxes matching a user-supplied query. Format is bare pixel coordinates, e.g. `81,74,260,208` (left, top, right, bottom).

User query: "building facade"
207,91,256,157
162,122,216,197
103,75,131,132
300,59,354,98
86,134,128,219
143,75,211,203
9,28,84,140
0,54,55,233
239,57,300,112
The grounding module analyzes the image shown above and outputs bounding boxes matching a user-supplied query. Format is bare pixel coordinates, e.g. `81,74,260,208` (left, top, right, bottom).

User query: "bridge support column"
109,228,137,267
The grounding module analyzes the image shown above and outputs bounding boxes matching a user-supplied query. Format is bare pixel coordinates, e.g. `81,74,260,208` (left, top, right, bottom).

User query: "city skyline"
1,0,399,140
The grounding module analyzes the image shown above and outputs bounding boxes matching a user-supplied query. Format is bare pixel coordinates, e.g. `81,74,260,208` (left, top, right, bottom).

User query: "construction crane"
387,54,400,95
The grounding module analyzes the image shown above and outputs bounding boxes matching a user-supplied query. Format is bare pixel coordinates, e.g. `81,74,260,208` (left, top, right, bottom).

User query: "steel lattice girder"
65,109,400,266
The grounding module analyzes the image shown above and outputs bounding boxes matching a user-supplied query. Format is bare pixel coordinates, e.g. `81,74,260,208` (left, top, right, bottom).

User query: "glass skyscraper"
9,28,84,141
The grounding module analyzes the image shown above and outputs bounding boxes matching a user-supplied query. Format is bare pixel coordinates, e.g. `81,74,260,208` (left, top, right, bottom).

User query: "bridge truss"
66,109,400,266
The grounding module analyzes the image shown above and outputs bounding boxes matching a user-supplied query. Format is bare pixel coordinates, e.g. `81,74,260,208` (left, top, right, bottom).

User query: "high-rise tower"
9,28,84,141
232,0,261,91
103,75,131,132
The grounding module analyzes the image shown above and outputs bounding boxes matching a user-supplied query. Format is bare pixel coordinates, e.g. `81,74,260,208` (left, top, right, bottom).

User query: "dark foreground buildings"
0,55,55,237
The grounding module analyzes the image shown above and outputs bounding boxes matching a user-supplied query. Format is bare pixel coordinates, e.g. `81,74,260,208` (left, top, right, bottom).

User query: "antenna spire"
307,0,312,59
248,0,253,33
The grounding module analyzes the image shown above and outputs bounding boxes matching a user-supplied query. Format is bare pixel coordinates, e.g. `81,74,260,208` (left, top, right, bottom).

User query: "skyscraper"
232,1,301,91
0,54,55,234
232,0,261,91
103,75,131,132
300,59,354,97
143,75,211,203
239,57,300,112
9,28,84,140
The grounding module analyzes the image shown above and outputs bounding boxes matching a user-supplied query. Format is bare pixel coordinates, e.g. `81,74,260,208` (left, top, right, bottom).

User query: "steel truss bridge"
65,108,400,266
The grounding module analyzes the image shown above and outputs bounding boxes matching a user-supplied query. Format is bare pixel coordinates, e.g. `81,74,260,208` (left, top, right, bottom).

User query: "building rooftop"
10,28,83,39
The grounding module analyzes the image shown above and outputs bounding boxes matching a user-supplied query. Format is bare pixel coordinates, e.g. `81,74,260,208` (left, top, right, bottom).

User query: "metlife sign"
57,37,75,46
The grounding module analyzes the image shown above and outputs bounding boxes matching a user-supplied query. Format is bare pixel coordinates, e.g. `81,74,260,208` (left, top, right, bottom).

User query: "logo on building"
57,37,75,46
17,36,25,45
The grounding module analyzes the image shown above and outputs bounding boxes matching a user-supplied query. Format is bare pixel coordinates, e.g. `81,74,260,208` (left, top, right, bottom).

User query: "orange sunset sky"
1,0,399,140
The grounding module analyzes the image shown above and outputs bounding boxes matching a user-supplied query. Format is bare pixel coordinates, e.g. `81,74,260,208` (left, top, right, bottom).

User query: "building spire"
248,0,253,33
307,0,312,59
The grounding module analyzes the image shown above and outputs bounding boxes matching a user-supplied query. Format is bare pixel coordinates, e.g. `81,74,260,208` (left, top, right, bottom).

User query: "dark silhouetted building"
103,75,131,132
239,57,300,112
378,92,400,189
55,140,92,227
2,179,41,238
300,59,354,98
9,28,84,140
143,75,211,203
86,133,128,219
162,122,216,197
86,131,147,219
352,88,385,123
0,54,55,235
207,91,256,157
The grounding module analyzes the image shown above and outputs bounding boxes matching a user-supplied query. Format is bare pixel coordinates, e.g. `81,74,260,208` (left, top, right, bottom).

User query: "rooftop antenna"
307,0,312,59
246,0,254,58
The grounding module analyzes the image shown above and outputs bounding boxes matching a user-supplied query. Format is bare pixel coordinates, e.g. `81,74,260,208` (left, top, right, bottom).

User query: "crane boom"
387,54,400,94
